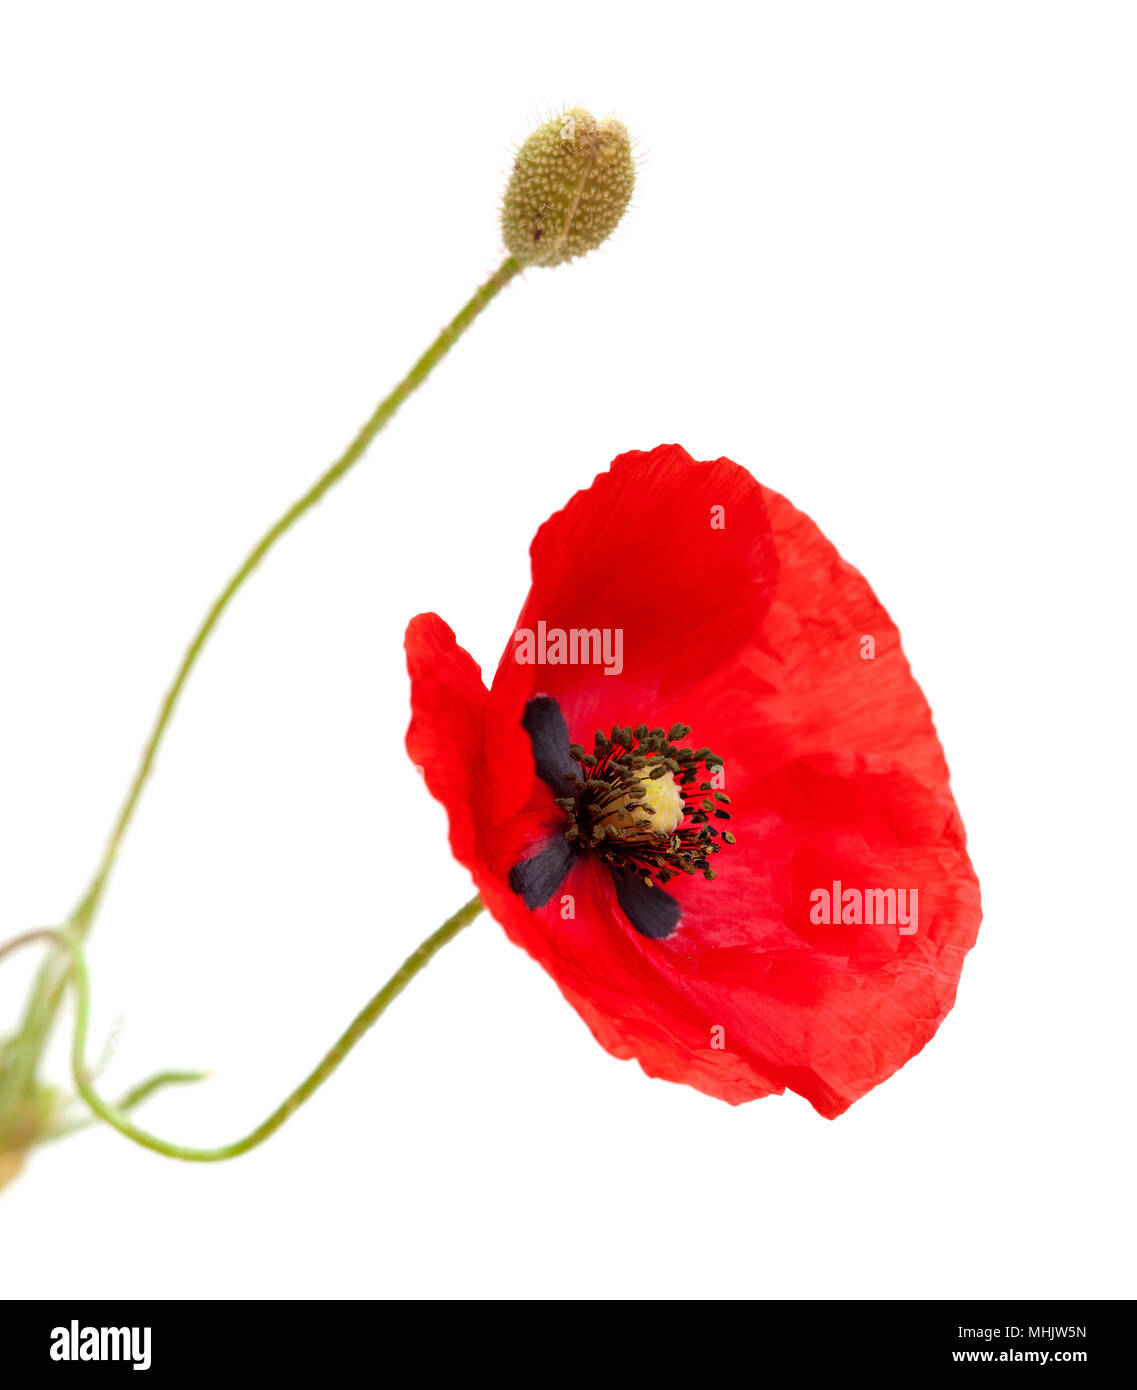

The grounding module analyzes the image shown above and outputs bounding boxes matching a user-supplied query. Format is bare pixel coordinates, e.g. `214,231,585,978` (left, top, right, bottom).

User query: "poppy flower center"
593,764,684,836
510,699,734,939
558,723,732,887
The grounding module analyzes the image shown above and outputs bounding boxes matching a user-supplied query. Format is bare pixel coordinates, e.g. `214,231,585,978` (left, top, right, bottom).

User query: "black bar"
0,1299,1127,1377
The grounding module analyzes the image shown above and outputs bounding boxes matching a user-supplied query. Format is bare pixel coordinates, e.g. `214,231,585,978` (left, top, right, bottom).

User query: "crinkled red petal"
404,447,981,1117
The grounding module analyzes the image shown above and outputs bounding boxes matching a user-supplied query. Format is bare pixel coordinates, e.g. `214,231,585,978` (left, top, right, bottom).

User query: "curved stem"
2,255,519,1112
9,895,483,1162
76,256,520,936
0,929,59,965
113,1068,210,1112
44,1070,209,1143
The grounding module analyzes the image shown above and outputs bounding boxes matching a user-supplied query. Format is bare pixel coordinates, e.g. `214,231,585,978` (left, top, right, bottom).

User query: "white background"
1,2,1134,1300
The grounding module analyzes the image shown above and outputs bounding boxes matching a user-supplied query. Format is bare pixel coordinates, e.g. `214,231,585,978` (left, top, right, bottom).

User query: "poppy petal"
482,444,779,821
404,612,488,871
405,448,981,1118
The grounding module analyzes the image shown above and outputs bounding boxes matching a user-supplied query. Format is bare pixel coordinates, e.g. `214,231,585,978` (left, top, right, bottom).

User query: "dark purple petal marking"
521,696,579,794
613,873,681,939
509,836,577,910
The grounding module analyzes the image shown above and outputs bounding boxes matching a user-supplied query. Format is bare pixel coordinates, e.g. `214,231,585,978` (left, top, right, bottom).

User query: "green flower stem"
78,255,520,939
1,255,520,1121
43,1071,210,1143
7,895,483,1163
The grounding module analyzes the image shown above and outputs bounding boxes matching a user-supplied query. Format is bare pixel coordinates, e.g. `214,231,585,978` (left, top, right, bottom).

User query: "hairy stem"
1,256,520,1125
78,256,519,936
43,1070,209,1143
7,896,483,1163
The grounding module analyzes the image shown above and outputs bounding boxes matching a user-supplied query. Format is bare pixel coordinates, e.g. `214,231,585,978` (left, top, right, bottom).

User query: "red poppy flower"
405,444,981,1117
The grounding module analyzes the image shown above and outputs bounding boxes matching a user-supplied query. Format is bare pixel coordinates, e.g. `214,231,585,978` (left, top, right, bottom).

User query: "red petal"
406,450,982,1118
744,484,954,796
482,444,778,822
404,613,489,872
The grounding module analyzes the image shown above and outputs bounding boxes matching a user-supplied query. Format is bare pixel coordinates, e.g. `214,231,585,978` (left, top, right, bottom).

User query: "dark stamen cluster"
553,722,733,889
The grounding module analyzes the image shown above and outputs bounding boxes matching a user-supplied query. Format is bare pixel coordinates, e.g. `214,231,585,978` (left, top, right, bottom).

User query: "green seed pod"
502,108,635,267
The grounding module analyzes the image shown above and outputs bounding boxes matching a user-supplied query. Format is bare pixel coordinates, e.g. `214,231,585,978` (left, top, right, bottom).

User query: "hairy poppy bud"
502,108,635,267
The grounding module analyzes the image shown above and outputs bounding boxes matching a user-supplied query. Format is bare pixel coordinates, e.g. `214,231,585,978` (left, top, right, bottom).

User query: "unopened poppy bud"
502,108,635,267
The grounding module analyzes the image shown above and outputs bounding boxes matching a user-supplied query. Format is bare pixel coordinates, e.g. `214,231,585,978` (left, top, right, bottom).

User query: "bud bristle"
502,108,635,268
